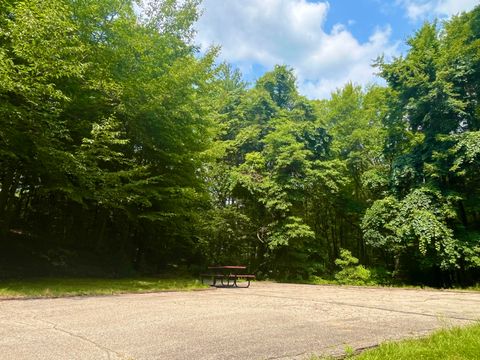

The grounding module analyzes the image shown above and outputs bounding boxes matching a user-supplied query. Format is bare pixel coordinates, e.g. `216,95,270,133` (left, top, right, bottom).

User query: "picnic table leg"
221,276,231,287
234,277,251,288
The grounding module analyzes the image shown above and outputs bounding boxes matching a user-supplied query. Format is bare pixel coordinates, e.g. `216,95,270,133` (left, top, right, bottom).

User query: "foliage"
366,6,480,283
334,249,371,285
0,0,216,273
0,0,479,287
362,188,461,270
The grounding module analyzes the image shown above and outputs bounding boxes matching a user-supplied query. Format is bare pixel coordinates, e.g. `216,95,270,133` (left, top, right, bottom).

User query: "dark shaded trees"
0,0,216,275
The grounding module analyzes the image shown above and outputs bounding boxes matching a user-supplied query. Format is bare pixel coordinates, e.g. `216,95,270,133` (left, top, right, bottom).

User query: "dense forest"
0,0,479,286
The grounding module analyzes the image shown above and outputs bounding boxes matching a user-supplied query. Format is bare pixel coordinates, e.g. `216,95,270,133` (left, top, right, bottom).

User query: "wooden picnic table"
208,265,246,270
201,265,255,288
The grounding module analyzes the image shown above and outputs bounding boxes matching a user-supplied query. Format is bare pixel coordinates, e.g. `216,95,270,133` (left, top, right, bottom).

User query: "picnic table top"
207,265,246,270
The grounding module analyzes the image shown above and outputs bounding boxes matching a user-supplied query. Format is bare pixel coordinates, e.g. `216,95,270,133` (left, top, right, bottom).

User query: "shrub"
334,249,371,285
369,266,394,285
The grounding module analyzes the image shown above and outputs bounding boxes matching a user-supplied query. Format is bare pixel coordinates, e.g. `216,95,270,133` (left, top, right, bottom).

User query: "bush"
334,249,371,285
369,266,394,285
308,275,335,285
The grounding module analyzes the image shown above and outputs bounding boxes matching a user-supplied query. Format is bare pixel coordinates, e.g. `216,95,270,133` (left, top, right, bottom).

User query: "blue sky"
194,0,479,99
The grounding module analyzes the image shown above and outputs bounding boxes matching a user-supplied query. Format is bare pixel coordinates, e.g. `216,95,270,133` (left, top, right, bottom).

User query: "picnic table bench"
201,265,255,288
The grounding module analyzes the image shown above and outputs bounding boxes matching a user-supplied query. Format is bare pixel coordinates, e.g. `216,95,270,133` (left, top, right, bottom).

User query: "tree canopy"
0,1,478,286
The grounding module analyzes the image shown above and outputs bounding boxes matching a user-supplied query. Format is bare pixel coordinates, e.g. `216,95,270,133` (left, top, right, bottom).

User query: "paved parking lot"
1,282,479,359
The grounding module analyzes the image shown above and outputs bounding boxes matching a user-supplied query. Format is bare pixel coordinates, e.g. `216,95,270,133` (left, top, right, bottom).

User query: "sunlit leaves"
450,131,480,172
363,188,461,269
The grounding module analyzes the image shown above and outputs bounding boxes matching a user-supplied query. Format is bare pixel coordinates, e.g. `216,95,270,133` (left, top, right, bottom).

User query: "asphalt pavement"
1,282,479,359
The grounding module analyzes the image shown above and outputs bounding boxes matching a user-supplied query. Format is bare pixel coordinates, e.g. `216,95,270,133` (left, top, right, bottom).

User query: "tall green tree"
0,0,217,274
365,7,480,284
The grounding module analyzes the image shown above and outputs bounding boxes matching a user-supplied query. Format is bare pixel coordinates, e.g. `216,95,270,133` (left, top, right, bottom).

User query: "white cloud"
435,0,479,16
398,0,478,21
195,0,398,99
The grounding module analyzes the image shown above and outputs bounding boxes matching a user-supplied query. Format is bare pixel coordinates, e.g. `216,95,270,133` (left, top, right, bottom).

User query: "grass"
0,277,209,299
466,284,480,291
310,323,480,360
354,323,480,359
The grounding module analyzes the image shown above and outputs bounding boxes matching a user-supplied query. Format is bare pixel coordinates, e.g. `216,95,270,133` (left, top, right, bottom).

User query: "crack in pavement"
263,325,445,360
266,349,308,359
238,292,478,322
31,315,128,360
321,300,476,322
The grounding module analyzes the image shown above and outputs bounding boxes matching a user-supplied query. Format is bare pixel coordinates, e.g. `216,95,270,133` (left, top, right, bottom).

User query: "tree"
368,6,480,284
0,0,218,274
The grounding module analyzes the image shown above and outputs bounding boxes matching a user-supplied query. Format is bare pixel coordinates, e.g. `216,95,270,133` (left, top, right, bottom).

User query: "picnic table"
201,265,255,288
